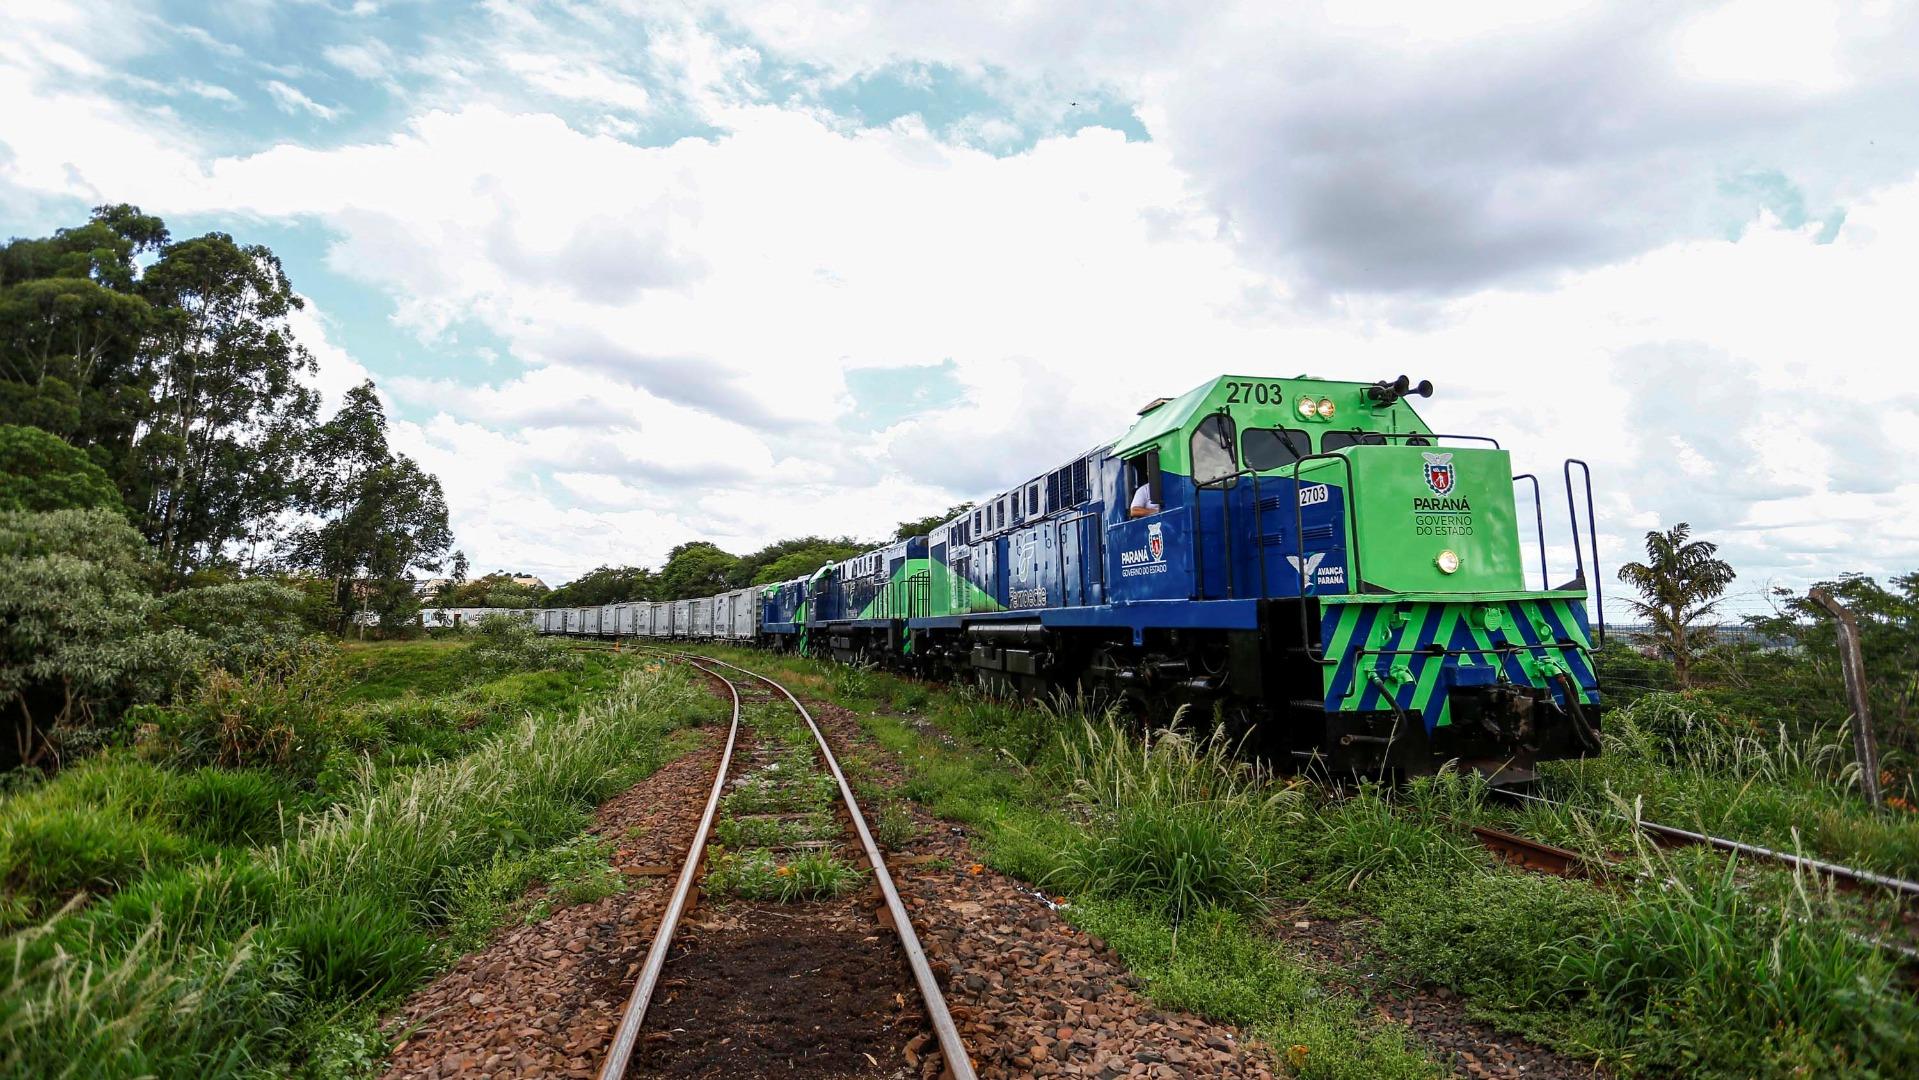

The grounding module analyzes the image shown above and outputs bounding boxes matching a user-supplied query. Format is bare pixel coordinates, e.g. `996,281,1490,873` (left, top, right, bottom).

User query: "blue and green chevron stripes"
1319,594,1599,732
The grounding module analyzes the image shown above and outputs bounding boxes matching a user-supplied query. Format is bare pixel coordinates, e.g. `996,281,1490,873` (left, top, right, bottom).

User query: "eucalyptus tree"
1617,522,1737,687
0,205,165,465
281,382,453,630
127,231,318,576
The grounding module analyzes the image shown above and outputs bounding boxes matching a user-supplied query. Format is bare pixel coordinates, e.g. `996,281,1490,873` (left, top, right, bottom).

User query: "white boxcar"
729,587,759,640
577,607,598,636
689,597,713,638
656,601,674,637
712,592,733,640
671,600,692,637
542,609,563,634
598,604,617,636
639,601,661,637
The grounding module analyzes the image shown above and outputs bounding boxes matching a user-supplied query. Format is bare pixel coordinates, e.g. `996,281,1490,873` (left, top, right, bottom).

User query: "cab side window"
1125,450,1162,513
1191,413,1239,486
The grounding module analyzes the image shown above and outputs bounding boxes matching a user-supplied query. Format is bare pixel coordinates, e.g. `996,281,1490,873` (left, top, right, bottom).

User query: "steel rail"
689,652,979,1080
1497,788,1919,900
1470,823,1596,878
597,655,741,1080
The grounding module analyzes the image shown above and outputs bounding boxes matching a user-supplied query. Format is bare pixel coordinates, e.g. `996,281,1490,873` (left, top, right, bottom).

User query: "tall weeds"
0,662,700,1078
1052,713,1300,918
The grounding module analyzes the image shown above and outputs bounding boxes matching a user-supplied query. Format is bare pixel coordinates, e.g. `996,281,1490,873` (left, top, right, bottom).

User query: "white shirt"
1130,483,1158,514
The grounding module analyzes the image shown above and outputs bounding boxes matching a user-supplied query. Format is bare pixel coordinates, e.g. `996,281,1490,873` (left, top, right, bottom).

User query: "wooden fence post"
1808,587,1883,810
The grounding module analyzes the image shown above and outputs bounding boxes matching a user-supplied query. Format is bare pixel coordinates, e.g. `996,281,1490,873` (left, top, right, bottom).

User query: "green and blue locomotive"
756,373,1603,779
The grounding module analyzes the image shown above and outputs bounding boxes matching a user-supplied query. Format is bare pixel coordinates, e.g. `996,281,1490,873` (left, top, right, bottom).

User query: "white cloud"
264,79,343,121
322,40,396,80
499,51,653,113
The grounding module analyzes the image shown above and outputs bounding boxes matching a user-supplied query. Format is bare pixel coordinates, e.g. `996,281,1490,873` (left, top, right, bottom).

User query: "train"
534,373,1606,782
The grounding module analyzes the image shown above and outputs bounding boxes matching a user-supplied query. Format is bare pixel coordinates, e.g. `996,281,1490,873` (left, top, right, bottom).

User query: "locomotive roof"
1108,374,1430,459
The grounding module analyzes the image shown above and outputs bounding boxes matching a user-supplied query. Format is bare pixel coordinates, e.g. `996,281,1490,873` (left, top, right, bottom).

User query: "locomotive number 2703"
1224,380,1284,405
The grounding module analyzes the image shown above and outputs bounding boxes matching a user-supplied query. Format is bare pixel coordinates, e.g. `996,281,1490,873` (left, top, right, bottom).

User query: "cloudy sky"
4,0,1917,618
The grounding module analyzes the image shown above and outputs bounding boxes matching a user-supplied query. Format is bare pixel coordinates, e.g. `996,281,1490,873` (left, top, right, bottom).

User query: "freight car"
547,373,1604,781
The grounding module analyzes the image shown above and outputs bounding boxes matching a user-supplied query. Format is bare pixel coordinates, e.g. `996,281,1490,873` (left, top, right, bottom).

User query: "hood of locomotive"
1302,444,1600,736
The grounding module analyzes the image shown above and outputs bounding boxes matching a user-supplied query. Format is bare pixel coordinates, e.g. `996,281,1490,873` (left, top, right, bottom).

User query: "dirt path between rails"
629,705,925,1078
382,734,723,1080
630,897,922,1077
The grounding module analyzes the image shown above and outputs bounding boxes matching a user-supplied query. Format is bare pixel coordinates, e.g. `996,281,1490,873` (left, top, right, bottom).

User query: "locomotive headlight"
1316,397,1337,419
1296,395,1318,419
1435,549,1462,574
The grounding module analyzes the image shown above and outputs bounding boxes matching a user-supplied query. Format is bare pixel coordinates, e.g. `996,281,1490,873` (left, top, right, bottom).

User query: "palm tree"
1617,523,1737,688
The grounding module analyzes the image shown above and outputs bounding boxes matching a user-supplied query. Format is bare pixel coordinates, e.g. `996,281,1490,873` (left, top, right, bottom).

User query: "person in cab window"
1128,452,1161,518
1130,480,1159,518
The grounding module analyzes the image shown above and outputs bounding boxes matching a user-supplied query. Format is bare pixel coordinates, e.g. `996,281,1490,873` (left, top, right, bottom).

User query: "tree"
754,545,858,585
0,509,199,768
731,535,864,586
1617,522,1737,688
0,424,123,512
437,572,548,608
660,541,739,599
124,230,318,576
542,565,659,607
895,503,972,541
280,382,453,631
0,205,165,462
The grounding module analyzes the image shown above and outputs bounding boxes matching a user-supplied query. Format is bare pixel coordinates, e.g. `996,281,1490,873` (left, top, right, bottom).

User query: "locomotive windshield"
1241,427,1311,470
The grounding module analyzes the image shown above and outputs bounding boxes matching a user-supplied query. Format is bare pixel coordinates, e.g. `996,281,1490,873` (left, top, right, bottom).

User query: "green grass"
334,639,479,702
0,649,713,1078
1071,897,1438,1079
705,848,865,901
0,639,635,934
713,812,836,849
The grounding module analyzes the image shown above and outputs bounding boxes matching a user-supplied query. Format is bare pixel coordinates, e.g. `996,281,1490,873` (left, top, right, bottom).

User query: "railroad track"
595,648,975,1080
1485,787,1919,901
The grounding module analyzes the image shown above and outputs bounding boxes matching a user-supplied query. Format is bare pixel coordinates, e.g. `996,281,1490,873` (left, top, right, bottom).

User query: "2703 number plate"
1224,380,1284,405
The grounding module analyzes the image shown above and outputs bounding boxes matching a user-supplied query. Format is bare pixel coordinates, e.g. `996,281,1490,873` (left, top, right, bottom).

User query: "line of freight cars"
538,589,761,641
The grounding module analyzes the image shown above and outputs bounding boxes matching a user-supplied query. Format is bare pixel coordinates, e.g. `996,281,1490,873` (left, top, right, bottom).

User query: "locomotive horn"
1412,379,1434,398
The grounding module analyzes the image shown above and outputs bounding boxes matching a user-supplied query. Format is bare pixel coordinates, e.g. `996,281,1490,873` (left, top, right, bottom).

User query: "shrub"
133,644,343,776
159,581,315,671
466,613,577,675
0,509,201,767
